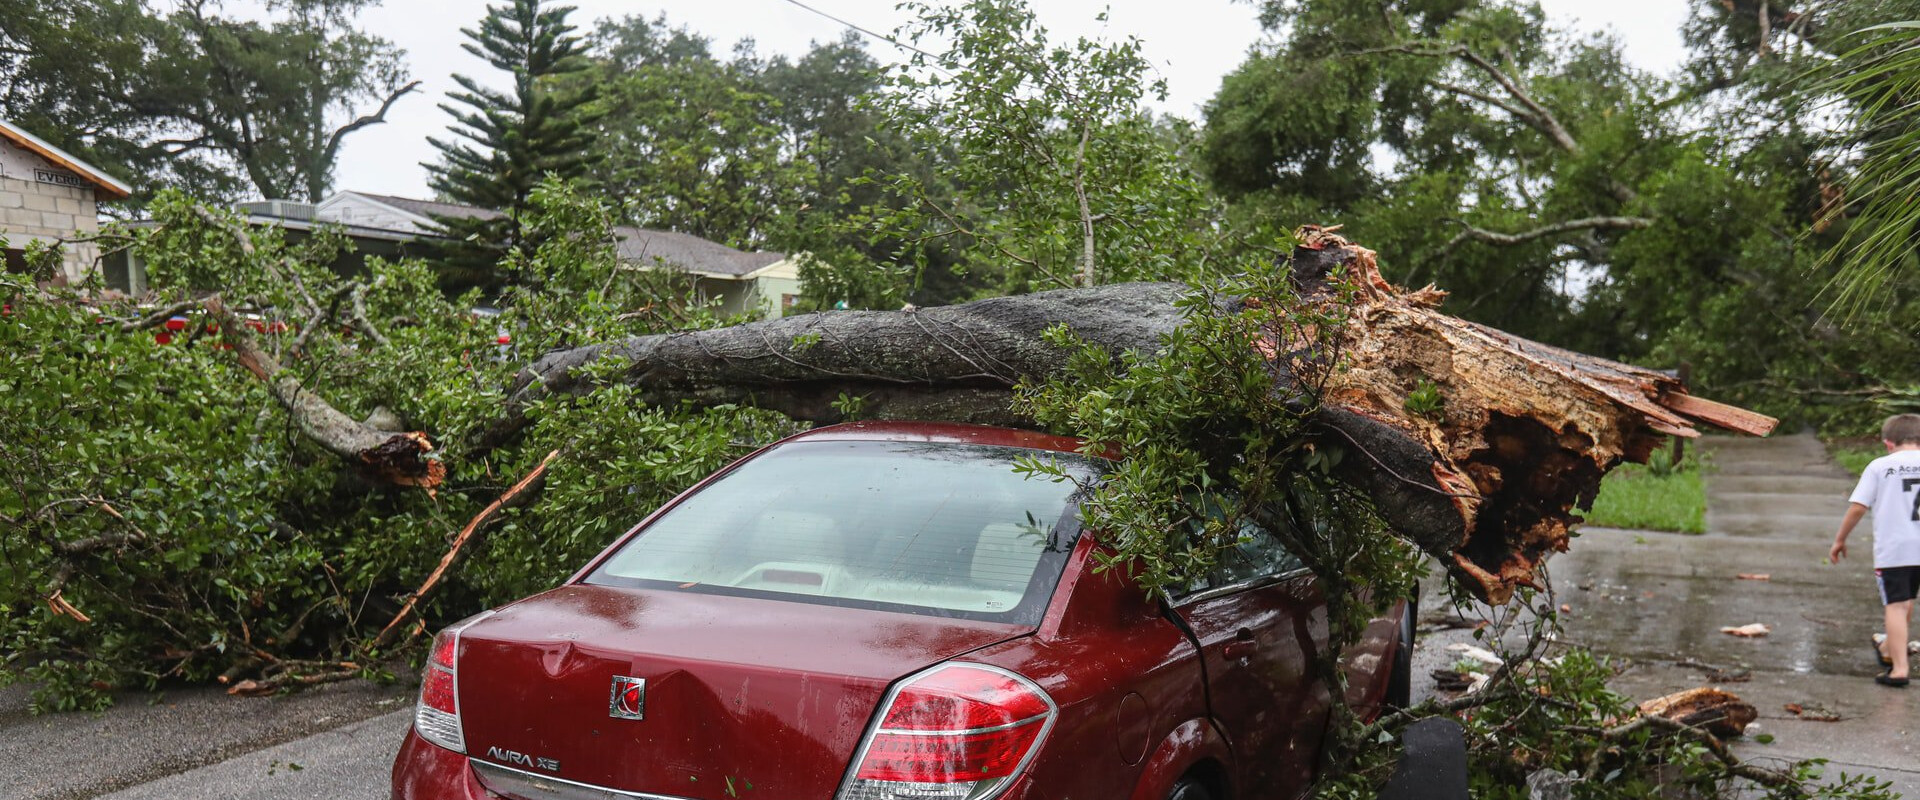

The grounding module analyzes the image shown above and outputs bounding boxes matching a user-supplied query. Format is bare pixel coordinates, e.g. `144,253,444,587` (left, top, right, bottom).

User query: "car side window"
1169,497,1310,600
1207,517,1305,586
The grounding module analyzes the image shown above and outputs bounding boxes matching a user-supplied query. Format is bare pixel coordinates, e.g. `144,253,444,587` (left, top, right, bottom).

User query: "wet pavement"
1430,433,1918,795
0,677,412,800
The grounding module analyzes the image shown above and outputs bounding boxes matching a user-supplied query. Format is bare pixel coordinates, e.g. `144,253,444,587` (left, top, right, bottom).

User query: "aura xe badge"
486,746,559,772
610,675,646,720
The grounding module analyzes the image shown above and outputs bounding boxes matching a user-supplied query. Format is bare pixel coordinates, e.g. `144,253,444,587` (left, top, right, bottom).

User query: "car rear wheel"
1167,776,1214,800
1385,589,1417,710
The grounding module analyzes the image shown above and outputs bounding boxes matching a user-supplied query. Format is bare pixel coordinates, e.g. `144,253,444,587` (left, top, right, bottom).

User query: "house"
103,196,433,295
0,119,132,285
110,190,806,319
316,192,805,319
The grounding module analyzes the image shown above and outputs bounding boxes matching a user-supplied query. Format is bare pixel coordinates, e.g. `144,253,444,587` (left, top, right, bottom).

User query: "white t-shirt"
1848,449,1920,568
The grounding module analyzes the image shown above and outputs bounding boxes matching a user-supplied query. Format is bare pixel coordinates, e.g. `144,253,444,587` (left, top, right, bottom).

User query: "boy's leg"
1888,600,1911,679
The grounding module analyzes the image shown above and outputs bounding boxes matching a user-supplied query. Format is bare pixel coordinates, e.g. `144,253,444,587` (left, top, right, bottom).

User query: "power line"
772,0,941,61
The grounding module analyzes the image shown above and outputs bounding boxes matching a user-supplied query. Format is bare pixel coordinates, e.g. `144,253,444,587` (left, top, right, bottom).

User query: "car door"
1174,519,1331,800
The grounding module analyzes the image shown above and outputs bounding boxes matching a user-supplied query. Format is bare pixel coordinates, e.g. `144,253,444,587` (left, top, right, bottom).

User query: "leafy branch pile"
0,185,790,710
1014,260,1424,779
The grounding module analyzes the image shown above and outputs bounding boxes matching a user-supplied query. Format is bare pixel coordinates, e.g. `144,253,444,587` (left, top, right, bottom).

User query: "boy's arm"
1830,502,1868,563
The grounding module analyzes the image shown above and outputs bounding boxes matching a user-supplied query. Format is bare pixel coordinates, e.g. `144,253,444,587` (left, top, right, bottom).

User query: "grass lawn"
1582,458,1707,534
1825,436,1881,475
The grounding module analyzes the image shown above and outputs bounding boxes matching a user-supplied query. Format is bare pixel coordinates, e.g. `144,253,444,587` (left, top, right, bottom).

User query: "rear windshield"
584,440,1098,624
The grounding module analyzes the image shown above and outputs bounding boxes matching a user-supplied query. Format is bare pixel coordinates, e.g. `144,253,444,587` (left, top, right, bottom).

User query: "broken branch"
1432,216,1655,261
369,449,560,650
205,296,441,488
120,300,201,333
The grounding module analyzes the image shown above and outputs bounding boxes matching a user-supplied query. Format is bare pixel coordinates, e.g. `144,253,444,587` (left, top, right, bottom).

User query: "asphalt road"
0,678,411,800
7,434,1912,799
1407,434,1917,796
92,709,411,800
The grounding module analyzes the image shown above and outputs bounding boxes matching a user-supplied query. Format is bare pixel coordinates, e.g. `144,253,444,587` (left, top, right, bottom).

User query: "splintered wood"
1286,227,1775,603
1638,688,1757,738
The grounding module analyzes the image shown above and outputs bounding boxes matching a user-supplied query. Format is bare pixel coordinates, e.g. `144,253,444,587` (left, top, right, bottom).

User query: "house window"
2,248,27,274
103,250,136,292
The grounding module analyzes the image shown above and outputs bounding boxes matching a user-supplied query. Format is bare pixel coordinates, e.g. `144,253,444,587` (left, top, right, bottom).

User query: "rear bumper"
393,725,721,800
392,723,1039,800
391,726,488,800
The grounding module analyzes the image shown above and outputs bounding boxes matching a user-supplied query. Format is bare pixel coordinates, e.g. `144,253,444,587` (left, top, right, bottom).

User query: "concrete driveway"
1548,434,1915,794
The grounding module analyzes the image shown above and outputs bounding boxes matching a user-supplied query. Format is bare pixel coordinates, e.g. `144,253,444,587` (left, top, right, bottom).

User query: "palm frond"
1813,21,1920,321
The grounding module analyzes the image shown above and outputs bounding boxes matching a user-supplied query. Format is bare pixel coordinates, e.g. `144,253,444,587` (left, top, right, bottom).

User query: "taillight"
838,664,1055,800
414,615,483,754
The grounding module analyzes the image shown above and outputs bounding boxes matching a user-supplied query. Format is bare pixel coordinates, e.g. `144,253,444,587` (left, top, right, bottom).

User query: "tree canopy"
0,0,414,202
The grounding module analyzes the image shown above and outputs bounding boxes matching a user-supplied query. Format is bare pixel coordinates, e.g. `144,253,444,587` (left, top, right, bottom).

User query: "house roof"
355,192,504,224
340,192,787,279
0,119,133,199
615,226,786,278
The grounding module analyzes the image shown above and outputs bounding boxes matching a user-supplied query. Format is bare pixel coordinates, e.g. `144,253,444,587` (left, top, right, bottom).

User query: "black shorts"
1878,566,1920,605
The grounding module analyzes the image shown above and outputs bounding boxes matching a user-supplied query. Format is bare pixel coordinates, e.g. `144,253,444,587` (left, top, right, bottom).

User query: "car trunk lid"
454,583,1032,799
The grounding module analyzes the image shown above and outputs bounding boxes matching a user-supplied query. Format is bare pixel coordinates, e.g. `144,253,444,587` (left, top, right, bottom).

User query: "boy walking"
1829,413,1920,687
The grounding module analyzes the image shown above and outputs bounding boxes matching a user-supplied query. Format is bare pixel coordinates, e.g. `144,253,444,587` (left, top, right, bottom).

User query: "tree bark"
483,280,1190,442
492,229,1772,603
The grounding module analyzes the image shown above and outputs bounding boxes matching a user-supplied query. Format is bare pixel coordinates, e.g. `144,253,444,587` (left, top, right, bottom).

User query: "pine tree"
424,0,597,292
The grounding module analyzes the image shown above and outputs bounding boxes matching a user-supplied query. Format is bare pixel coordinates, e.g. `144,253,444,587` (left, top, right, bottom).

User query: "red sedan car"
391,421,1412,800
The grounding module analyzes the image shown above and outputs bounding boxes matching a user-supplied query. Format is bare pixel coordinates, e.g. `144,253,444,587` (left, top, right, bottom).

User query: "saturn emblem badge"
609,675,646,720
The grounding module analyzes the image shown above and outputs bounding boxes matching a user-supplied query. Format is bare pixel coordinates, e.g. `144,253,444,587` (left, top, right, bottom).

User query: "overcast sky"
325,0,1692,200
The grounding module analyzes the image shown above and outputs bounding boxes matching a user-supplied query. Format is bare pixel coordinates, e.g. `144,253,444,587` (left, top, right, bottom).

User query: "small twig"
216,655,266,685
227,667,360,697
1429,80,1534,120
39,500,150,624
120,299,202,333
1355,684,1519,744
51,501,149,555
1071,117,1097,287
1580,714,1806,794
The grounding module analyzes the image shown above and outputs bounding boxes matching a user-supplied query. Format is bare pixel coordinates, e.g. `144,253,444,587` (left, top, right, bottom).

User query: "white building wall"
315,193,431,234
0,138,100,284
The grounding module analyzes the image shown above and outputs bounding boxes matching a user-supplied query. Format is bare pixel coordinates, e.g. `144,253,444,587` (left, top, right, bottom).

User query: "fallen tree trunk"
482,280,1189,438
493,229,1772,602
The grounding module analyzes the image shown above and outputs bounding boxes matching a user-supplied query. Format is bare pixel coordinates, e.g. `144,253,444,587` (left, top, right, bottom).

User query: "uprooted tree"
338,226,1763,606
